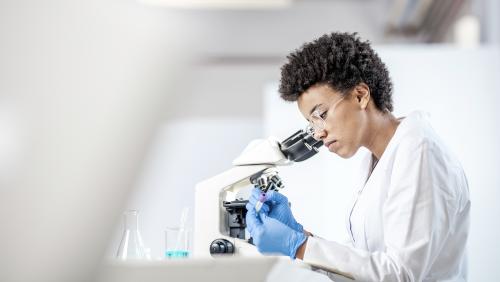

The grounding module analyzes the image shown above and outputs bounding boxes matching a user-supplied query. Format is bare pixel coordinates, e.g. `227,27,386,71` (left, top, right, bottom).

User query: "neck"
364,110,400,160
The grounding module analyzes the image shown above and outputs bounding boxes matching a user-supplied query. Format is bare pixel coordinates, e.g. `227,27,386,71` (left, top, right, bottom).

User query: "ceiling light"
139,0,292,9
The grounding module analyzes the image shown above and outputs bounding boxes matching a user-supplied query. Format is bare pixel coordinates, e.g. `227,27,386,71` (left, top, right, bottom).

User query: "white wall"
171,0,386,57
382,46,500,281
0,1,198,281
264,46,500,281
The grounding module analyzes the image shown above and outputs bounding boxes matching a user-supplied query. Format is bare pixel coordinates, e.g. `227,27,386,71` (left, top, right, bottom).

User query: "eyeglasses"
305,96,345,139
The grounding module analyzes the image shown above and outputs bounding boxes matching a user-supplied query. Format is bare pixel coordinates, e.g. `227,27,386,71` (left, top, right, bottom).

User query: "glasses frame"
305,95,346,139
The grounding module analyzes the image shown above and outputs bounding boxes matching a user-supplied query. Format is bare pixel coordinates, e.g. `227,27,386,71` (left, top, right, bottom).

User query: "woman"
245,32,470,281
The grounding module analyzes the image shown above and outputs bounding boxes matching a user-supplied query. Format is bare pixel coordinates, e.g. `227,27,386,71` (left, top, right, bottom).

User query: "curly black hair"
279,32,393,112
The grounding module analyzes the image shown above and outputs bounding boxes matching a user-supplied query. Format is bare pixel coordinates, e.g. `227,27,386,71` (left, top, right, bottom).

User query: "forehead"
297,84,343,119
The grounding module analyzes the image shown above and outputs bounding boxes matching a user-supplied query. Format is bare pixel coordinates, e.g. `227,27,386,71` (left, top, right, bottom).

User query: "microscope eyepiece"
279,130,323,162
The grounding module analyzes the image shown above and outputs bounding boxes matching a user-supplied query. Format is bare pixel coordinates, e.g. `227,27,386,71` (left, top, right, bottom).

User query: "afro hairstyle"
279,32,393,112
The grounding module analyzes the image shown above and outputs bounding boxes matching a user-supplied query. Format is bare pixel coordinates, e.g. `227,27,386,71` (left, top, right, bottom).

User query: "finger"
245,202,254,213
264,190,288,205
246,205,262,226
258,202,270,214
245,207,256,234
257,210,268,222
247,193,270,214
252,187,262,198
247,201,270,216
248,191,259,206
248,187,262,205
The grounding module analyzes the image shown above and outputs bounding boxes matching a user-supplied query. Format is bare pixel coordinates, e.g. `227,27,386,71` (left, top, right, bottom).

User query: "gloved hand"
246,205,306,259
247,187,303,233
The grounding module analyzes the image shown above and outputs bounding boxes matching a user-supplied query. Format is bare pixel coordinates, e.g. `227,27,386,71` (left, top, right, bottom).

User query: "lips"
324,140,337,148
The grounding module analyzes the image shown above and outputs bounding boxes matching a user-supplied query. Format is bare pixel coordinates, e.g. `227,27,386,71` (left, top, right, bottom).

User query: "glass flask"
116,210,147,260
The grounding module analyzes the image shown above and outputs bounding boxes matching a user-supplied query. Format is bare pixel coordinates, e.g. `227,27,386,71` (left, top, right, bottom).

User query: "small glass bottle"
116,210,147,260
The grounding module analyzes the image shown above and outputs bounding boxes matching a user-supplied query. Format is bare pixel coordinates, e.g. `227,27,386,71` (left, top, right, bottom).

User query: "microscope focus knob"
209,238,234,255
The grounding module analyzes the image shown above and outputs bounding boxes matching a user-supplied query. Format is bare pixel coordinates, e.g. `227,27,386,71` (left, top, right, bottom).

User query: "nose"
313,128,327,141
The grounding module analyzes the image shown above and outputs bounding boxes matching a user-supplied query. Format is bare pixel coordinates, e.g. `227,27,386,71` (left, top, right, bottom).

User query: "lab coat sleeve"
303,139,458,282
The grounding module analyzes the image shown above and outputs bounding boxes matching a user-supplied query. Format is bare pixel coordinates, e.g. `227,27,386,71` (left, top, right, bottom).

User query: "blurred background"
0,0,499,281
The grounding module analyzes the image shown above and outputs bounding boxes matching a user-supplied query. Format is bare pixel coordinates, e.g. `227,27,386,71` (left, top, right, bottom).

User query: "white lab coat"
303,111,470,282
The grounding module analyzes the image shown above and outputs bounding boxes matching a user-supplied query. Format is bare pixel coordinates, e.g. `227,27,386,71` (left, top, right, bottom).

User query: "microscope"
193,129,322,258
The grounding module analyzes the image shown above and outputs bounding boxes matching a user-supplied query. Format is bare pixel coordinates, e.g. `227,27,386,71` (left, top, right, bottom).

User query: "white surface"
98,257,276,282
264,46,500,281
98,257,332,282
232,138,288,166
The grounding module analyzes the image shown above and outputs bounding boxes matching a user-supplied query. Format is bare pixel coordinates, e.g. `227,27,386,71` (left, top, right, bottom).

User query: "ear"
354,83,370,109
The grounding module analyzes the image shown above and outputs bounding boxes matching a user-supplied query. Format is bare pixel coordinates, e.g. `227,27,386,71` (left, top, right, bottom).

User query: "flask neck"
124,210,139,230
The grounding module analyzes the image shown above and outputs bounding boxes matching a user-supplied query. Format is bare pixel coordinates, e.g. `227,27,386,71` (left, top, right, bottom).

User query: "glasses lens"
312,117,325,131
305,125,315,136
305,123,324,141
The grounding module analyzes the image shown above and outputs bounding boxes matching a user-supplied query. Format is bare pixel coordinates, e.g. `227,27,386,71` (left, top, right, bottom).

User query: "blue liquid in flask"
165,250,189,259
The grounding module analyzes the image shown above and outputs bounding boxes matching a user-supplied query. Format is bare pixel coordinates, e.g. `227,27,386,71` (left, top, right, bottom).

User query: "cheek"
329,110,365,156
334,111,361,141
336,134,362,158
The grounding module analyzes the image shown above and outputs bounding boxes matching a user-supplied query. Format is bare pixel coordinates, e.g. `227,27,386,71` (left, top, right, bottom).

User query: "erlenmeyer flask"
116,210,147,260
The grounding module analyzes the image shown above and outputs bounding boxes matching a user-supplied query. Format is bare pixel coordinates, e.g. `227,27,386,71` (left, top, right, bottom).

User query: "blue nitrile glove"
245,205,306,259
247,187,303,233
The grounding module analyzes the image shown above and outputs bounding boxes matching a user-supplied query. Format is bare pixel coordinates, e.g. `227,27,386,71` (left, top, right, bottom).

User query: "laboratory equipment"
116,210,148,260
254,173,283,213
193,129,322,257
165,227,190,259
165,206,190,258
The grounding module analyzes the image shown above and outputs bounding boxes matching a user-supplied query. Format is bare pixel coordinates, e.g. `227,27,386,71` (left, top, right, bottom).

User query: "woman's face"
297,83,370,158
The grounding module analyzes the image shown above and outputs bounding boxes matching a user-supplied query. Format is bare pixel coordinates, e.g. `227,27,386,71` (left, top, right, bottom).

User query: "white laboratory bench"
96,256,345,282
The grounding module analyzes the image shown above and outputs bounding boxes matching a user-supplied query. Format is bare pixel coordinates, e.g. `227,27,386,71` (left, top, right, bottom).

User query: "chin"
335,146,358,159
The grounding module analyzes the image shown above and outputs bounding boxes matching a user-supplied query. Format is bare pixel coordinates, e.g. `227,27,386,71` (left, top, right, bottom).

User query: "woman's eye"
320,111,327,119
